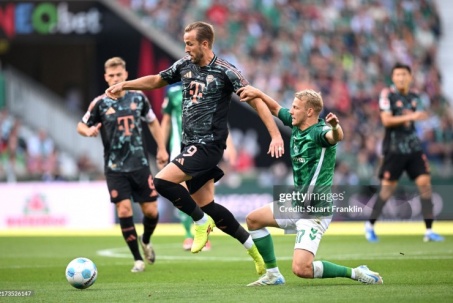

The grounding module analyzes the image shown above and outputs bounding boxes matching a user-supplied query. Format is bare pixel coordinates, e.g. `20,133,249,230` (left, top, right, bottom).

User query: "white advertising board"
0,182,114,229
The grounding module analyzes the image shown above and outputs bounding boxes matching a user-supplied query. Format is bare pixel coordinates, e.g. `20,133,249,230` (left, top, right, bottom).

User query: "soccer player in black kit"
365,62,444,242
106,21,285,275
77,57,169,272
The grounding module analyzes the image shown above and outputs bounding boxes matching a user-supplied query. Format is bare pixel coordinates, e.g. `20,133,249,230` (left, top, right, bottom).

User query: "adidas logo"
182,71,192,78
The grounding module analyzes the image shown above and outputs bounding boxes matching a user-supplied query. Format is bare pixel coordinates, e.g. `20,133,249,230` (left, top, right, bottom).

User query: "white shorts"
268,202,332,256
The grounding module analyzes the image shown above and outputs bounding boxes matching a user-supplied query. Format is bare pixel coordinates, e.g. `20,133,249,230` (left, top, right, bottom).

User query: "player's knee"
292,262,313,279
116,204,132,218
142,203,158,218
153,177,166,193
245,212,260,230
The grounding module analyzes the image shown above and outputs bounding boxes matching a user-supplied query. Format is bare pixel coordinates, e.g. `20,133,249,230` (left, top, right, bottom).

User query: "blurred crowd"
0,109,100,182
120,0,453,184
2,0,452,184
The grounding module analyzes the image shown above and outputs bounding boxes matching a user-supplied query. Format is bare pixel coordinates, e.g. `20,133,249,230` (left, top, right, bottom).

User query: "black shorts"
172,143,225,194
105,167,158,203
378,151,430,181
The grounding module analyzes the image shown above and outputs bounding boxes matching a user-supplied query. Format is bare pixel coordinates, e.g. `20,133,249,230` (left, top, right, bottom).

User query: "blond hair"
295,89,323,114
104,57,126,71
185,21,215,49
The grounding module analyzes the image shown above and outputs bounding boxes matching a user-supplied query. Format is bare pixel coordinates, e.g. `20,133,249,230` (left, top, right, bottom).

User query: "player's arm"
106,74,168,100
148,119,169,168
77,100,102,137
224,132,237,166
77,122,101,137
237,86,284,158
324,112,344,144
380,111,428,127
160,113,172,146
237,85,282,116
379,89,428,127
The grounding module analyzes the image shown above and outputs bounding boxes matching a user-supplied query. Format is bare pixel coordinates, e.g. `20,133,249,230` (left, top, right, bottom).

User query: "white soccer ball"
65,257,97,289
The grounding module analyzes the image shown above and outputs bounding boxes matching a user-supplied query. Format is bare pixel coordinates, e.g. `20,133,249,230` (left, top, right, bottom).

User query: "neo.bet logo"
0,2,102,38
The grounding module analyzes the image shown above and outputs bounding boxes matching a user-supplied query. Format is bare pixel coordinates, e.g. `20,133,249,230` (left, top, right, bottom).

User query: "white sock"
194,213,207,225
249,228,270,239
425,228,432,235
351,268,356,279
312,261,324,278
243,236,254,249
365,221,374,230
268,267,280,274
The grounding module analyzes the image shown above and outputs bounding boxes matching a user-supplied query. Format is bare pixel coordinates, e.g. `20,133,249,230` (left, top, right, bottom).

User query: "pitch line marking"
96,247,453,261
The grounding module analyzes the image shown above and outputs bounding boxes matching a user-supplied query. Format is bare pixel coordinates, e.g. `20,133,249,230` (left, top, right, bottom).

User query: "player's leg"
246,204,285,286
154,162,214,252
409,152,444,241
178,210,195,250
132,168,159,264
366,154,403,242
116,199,145,272
106,172,144,272
177,182,195,250
191,178,263,271
139,202,158,263
294,218,383,284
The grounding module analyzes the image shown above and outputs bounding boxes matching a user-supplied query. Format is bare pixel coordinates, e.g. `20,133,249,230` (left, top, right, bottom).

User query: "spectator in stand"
120,0,452,183
26,129,55,176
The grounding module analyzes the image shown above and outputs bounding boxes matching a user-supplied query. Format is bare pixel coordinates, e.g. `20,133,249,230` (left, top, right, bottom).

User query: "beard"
190,47,204,64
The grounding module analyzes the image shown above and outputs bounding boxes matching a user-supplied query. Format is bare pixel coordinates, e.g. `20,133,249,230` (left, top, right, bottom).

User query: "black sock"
119,216,142,261
201,201,250,244
369,195,387,224
421,198,434,229
142,213,159,244
154,178,204,221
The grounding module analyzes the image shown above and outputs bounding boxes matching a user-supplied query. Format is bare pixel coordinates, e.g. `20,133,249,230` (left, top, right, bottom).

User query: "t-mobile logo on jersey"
117,115,135,136
189,81,206,103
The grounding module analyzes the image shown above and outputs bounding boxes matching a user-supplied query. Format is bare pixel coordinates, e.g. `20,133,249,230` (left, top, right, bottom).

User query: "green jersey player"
238,86,384,286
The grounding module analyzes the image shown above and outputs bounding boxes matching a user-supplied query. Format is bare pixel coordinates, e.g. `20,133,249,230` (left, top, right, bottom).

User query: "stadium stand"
1,0,452,185
119,0,453,184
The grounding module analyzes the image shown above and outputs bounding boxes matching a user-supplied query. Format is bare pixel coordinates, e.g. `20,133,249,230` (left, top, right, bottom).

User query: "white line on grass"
96,247,453,261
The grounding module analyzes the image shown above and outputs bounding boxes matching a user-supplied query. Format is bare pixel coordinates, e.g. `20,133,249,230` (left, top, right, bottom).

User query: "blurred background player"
365,63,444,243
239,86,383,286
77,57,168,272
161,82,237,251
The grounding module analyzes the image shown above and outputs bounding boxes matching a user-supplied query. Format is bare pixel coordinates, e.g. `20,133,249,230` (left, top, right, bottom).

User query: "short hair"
391,62,411,75
185,21,215,48
295,89,323,114
104,57,126,70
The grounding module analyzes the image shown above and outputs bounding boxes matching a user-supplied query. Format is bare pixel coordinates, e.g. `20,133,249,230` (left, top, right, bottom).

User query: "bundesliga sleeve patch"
82,111,91,123
379,96,390,111
145,109,156,123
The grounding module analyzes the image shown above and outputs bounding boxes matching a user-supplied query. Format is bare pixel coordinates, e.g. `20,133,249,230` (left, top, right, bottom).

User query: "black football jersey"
379,85,423,154
160,54,249,145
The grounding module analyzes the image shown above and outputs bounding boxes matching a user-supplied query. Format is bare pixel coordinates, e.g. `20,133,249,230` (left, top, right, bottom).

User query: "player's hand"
86,123,102,137
412,111,429,121
325,112,339,129
105,82,125,100
156,148,169,171
268,136,284,158
237,85,261,102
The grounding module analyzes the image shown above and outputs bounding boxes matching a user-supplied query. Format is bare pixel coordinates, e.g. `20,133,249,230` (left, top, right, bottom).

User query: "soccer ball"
65,257,97,289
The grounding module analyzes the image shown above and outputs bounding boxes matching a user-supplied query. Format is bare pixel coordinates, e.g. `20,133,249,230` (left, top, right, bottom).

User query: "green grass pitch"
1,232,452,302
